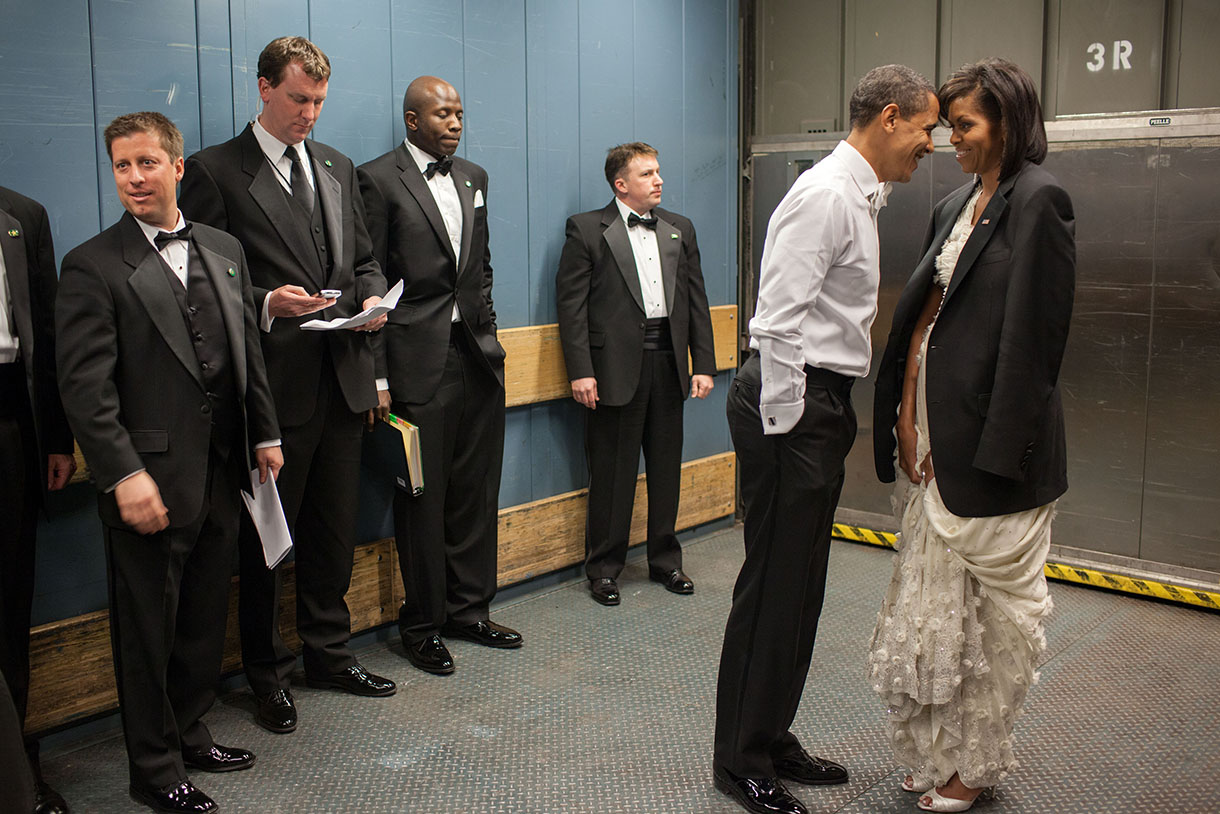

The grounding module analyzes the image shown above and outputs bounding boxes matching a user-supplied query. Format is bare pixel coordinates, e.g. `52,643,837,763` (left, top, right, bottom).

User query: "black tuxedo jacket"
873,162,1076,517
555,200,716,407
0,186,73,468
357,144,504,403
56,213,279,530
179,125,386,425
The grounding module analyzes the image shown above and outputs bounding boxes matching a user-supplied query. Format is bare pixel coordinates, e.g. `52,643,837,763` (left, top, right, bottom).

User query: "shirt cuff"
105,469,145,493
254,440,281,449
260,295,275,332
375,378,389,392
759,401,804,435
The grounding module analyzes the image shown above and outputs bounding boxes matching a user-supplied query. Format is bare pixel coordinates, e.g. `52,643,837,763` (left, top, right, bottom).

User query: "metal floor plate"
40,526,1220,813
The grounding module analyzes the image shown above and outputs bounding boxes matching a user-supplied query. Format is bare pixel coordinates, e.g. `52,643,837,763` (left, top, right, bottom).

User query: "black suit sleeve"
480,172,497,331
555,216,595,382
972,183,1075,480
235,242,280,447
27,200,73,455
55,250,141,492
356,165,390,380
681,219,716,376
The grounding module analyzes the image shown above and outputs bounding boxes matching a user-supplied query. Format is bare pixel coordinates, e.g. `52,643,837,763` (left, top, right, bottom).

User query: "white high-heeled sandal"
916,787,992,812
902,775,934,793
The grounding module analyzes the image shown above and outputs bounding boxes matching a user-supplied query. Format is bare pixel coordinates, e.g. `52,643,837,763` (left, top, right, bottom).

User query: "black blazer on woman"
873,162,1076,517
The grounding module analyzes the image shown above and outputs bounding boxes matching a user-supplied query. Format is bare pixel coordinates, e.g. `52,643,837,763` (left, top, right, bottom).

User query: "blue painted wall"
0,0,739,624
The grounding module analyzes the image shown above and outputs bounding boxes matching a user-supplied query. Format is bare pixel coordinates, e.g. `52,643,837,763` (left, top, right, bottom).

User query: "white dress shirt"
615,198,668,318
0,238,17,363
252,116,315,195
404,139,464,323
750,140,890,434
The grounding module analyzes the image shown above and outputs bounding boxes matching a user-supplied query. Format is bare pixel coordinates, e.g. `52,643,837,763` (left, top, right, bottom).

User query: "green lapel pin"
670,233,678,239
324,159,333,167
7,229,18,237
227,267,237,277
465,180,472,187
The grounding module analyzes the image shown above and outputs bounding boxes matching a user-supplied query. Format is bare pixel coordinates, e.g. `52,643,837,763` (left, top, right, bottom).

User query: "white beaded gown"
866,186,1055,790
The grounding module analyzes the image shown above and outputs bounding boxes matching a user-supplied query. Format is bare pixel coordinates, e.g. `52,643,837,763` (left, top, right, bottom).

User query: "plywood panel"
27,452,735,733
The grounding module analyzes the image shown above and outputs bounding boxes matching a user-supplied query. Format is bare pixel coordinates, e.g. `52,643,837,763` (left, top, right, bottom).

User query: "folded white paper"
241,469,293,569
300,279,404,331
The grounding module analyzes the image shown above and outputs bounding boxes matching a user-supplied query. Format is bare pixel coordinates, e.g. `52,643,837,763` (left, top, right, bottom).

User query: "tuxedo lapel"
120,215,204,390
240,127,319,282
0,206,33,357
653,213,680,310
451,163,475,278
309,147,344,283
601,203,645,312
943,174,1017,305
195,237,247,395
396,145,457,269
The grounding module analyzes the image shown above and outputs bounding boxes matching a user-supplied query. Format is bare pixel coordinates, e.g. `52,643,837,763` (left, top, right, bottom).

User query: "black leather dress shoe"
650,568,695,594
773,749,849,786
306,664,397,696
714,767,807,814
441,619,523,648
129,780,217,813
255,688,297,733
33,780,69,813
589,577,621,606
403,634,455,674
182,743,256,773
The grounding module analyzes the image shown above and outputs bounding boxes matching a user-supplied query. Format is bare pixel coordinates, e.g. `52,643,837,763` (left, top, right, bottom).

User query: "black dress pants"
394,327,505,643
238,357,361,695
714,354,856,777
106,445,240,790
0,362,40,774
583,348,685,580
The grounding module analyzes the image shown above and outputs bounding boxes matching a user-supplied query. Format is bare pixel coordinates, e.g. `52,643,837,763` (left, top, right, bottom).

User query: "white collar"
403,138,451,175
614,197,652,223
833,140,889,205
134,210,187,246
253,116,307,163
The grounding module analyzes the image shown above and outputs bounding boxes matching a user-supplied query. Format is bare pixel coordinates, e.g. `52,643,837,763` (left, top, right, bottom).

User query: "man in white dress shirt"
555,143,717,606
712,65,939,814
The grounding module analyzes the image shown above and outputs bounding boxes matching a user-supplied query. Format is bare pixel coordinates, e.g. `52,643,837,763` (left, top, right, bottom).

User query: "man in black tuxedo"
357,76,521,676
56,112,282,814
555,142,716,607
0,184,76,814
179,36,396,729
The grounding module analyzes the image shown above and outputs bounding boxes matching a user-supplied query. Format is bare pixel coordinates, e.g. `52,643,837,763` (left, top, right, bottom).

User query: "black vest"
286,160,332,286
156,242,241,455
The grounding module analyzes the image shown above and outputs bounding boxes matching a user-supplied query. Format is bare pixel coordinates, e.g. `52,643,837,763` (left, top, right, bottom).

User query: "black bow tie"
153,223,192,249
425,154,453,179
627,213,657,230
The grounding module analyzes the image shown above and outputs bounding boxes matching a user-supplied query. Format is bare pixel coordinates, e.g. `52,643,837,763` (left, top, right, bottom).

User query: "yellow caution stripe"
832,523,1220,612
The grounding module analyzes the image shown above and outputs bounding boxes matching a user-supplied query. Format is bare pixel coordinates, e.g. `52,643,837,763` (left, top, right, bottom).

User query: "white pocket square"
473,189,485,208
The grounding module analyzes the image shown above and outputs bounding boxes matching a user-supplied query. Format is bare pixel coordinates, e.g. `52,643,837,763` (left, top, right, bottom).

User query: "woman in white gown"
868,59,1076,812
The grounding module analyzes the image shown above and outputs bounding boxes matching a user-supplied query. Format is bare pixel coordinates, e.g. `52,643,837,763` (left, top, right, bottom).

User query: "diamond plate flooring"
40,526,1220,813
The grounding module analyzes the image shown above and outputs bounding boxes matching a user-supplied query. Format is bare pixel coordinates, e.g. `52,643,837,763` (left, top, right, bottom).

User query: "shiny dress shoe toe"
306,664,397,696
403,634,455,674
256,688,297,733
773,749,848,786
589,578,621,606
650,568,695,594
129,780,218,813
713,767,807,814
33,780,69,813
182,743,256,773
441,619,523,648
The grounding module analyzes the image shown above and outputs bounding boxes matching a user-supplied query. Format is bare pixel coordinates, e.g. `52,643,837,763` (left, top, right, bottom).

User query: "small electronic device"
319,289,342,299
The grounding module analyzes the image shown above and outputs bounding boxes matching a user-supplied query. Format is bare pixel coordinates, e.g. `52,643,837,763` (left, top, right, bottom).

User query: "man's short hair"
257,36,331,86
604,142,658,188
848,64,935,129
103,112,184,161
938,57,1048,180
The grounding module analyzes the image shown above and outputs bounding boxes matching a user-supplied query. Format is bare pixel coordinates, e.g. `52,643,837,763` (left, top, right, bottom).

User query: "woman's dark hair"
938,58,1047,179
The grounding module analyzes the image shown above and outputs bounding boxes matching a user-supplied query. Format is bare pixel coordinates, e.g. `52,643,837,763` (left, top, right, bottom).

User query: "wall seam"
86,0,104,233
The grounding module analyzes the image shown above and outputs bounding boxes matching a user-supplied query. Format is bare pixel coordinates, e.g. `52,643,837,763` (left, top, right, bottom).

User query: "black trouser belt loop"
802,363,853,395
642,317,672,351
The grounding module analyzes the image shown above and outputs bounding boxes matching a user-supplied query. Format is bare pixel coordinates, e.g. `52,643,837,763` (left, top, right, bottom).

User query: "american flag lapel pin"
981,218,990,225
